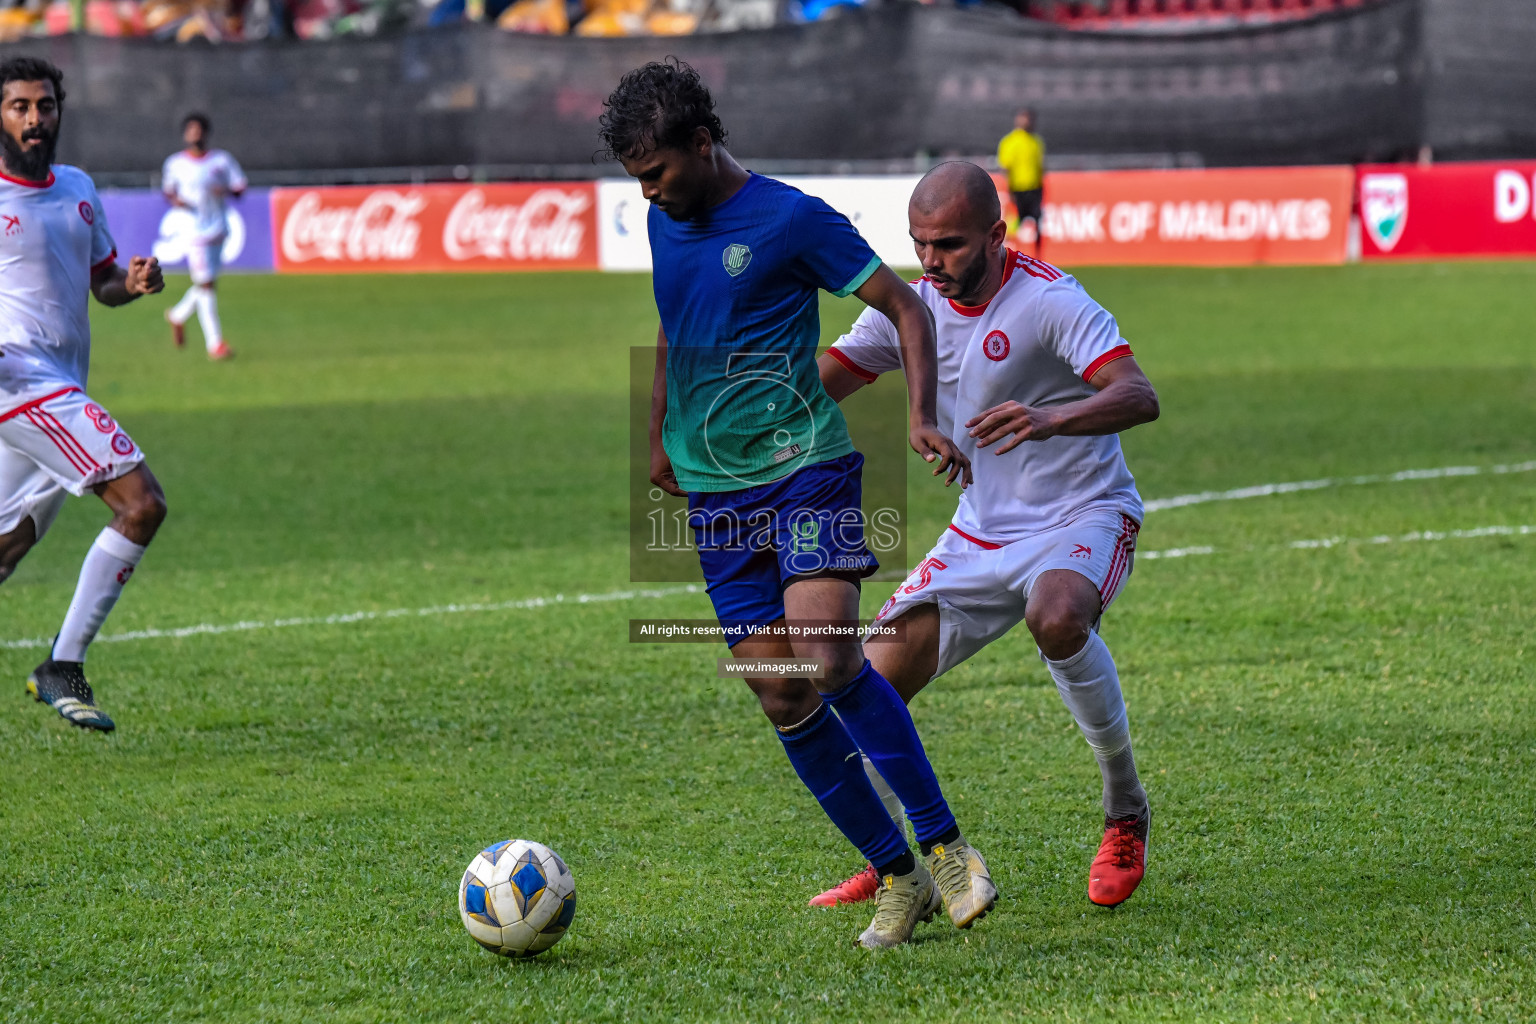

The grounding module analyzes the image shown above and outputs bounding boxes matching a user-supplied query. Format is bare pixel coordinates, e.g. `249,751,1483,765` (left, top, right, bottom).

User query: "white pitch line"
1136,545,1216,560
1136,523,1536,560
3,525,1532,652
0,584,705,652
1143,459,1536,513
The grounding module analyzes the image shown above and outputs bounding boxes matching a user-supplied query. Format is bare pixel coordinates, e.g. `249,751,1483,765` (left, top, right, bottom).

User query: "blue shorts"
688,451,879,646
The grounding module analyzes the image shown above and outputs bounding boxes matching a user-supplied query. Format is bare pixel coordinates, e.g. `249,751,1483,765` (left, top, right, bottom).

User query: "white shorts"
187,240,223,285
0,387,144,538
873,506,1140,680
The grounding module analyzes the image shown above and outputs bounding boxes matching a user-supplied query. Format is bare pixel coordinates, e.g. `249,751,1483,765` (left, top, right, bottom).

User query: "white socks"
52,527,146,664
1044,630,1149,821
856,631,1148,827
862,752,907,834
167,285,198,325
168,285,222,350
194,287,222,348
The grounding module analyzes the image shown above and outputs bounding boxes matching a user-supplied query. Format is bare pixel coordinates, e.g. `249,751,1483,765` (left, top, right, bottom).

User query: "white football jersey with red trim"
830,248,1142,542
0,165,117,408
161,149,246,243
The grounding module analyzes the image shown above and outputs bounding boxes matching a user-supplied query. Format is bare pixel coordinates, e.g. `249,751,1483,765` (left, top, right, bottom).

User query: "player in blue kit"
601,59,997,948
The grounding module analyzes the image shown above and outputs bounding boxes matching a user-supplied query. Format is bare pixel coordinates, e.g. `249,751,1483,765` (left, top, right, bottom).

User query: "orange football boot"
1089,813,1149,907
809,864,880,907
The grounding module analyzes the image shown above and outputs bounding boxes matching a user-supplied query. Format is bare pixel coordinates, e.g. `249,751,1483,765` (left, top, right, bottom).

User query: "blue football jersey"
649,173,881,493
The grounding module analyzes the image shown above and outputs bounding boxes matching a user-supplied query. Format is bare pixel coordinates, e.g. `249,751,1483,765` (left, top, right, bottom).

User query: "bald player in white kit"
813,161,1161,909
0,57,168,732
162,112,244,361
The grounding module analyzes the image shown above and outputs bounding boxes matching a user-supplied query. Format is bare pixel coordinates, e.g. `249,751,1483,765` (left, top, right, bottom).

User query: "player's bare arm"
817,350,870,403
853,265,972,487
967,356,1159,455
91,255,164,308
648,324,684,497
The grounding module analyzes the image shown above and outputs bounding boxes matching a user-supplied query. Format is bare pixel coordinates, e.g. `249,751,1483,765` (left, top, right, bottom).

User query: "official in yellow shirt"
997,109,1045,254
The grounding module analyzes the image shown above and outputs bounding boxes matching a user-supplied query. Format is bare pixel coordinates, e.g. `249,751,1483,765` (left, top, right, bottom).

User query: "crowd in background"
0,0,1377,41
0,0,997,41
0,0,414,40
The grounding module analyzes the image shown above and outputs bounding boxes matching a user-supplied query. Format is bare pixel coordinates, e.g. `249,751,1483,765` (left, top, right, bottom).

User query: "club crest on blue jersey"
722,243,753,277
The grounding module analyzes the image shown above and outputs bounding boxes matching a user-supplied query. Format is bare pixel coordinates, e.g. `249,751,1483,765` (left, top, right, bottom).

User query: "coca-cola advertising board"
272,183,599,273
1358,162,1536,259
997,166,1354,266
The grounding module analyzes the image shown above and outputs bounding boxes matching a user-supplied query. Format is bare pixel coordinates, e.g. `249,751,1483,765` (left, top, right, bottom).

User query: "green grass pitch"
1,262,1532,1022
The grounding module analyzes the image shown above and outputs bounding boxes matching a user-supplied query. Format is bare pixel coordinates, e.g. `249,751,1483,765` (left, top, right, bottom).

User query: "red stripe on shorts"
39,409,102,473
0,386,82,424
947,524,1003,550
23,409,90,475
1098,515,1140,606
27,408,102,476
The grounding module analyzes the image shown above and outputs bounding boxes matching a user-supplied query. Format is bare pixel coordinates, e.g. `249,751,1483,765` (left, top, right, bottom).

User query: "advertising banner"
598,179,653,273
1358,162,1536,259
272,183,599,273
1006,167,1355,266
598,176,925,273
100,188,275,273
600,168,1352,272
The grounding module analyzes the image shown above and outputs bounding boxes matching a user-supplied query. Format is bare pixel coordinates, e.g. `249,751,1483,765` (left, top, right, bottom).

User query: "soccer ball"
458,839,576,957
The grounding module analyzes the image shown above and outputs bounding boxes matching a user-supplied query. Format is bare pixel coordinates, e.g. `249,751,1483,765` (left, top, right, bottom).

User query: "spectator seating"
1022,0,1382,30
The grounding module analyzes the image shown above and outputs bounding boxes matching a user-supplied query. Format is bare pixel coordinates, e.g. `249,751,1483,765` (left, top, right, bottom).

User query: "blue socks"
776,662,960,874
776,703,911,875
822,660,959,848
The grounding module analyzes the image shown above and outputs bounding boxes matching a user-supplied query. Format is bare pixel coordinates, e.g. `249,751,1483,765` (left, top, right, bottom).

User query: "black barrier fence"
5,0,1526,180
1423,0,1536,161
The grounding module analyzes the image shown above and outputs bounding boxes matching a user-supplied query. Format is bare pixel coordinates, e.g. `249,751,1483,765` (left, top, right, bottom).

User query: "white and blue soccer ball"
458,839,576,958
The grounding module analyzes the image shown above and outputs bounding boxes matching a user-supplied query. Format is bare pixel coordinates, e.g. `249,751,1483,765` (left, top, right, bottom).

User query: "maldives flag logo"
1362,173,1408,251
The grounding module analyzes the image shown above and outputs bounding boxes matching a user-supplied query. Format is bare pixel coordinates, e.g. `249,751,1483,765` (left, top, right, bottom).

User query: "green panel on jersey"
663,344,855,493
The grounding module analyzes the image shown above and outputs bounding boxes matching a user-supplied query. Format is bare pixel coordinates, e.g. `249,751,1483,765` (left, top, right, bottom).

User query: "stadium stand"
1021,0,1386,31
0,0,1526,171
0,0,1400,41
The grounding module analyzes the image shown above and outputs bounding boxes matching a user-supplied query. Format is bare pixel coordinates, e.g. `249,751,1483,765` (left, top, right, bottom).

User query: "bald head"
910,161,1002,233
908,160,1009,307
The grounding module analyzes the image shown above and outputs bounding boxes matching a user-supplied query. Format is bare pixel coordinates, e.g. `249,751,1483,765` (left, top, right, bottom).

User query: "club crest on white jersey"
0,165,117,409
830,249,1142,542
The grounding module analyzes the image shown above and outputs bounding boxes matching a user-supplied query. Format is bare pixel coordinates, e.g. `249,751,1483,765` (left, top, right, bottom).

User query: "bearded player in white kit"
0,58,168,732
815,161,1161,908
161,112,244,360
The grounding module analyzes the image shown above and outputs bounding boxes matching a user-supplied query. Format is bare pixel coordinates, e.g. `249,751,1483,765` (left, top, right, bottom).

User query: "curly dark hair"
183,111,211,133
0,56,65,105
598,57,726,161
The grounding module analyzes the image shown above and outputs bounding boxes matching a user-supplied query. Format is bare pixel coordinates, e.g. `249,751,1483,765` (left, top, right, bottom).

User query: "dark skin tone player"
631,127,969,725
606,60,993,949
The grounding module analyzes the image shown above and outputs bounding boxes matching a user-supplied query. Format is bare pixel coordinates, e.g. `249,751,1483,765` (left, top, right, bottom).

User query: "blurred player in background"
997,108,1044,257
602,59,996,949
0,57,168,732
161,112,244,361
816,161,1159,909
